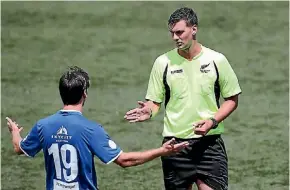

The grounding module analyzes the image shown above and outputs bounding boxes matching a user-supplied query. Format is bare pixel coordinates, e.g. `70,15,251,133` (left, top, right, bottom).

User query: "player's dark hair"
168,7,198,27
59,66,90,105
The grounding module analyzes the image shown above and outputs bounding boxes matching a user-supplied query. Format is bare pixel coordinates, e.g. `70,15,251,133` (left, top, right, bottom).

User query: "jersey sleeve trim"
19,141,33,158
145,97,163,104
105,150,123,165
223,91,242,98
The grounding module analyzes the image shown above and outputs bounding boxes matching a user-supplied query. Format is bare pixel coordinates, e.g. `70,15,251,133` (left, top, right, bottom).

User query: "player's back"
36,110,102,190
20,109,122,190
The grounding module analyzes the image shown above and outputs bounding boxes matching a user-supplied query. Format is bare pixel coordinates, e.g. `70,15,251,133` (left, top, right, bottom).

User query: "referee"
125,7,241,190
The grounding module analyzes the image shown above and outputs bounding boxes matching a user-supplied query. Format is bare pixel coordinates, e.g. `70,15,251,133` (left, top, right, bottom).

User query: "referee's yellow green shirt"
145,45,242,139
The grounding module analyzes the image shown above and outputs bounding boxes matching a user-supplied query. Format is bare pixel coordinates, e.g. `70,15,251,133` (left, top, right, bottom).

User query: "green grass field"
1,1,289,190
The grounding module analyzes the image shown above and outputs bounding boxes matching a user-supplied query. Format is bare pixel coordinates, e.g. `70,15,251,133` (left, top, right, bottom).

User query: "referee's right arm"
125,56,166,122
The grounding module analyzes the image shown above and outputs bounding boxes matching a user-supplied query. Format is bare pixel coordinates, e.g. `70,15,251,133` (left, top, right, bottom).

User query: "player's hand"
161,138,189,155
6,117,23,134
124,101,151,123
193,119,213,136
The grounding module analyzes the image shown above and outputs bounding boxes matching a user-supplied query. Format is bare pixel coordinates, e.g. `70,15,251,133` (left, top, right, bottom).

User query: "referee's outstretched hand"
124,101,151,123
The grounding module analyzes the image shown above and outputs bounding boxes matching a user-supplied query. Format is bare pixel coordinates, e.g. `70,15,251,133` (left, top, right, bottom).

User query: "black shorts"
161,135,228,190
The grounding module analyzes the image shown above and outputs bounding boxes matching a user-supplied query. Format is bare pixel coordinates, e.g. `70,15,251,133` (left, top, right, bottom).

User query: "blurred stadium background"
1,1,289,190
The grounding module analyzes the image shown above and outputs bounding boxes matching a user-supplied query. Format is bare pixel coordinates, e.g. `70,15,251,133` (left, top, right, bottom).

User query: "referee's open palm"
124,101,151,123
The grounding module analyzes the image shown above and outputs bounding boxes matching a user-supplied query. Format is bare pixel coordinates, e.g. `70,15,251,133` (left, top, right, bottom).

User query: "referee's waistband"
163,134,221,141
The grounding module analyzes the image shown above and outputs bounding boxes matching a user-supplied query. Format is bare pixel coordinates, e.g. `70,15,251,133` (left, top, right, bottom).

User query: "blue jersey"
19,110,122,190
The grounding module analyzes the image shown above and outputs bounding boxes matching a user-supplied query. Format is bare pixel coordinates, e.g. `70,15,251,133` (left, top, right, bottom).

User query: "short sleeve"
216,54,242,98
89,126,122,164
145,56,167,103
20,123,42,157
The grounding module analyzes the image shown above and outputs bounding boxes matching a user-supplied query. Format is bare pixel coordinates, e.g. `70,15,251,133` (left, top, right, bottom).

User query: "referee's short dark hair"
168,7,198,27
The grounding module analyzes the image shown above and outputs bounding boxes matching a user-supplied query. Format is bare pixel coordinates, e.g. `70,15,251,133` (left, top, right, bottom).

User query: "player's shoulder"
35,111,99,127
83,118,103,128
35,112,59,126
80,118,107,133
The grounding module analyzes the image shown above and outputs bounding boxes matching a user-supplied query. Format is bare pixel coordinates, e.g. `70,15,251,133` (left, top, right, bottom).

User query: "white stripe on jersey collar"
60,110,82,114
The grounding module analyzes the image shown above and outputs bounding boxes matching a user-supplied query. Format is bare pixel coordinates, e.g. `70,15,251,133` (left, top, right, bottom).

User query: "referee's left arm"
214,53,242,123
213,94,239,123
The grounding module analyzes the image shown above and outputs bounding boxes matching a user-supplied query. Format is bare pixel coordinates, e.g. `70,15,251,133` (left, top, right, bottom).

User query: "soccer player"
124,7,242,190
6,66,189,190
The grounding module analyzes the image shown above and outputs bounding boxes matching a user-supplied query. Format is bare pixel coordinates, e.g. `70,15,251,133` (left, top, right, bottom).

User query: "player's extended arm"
6,117,24,155
124,100,161,123
114,138,188,168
